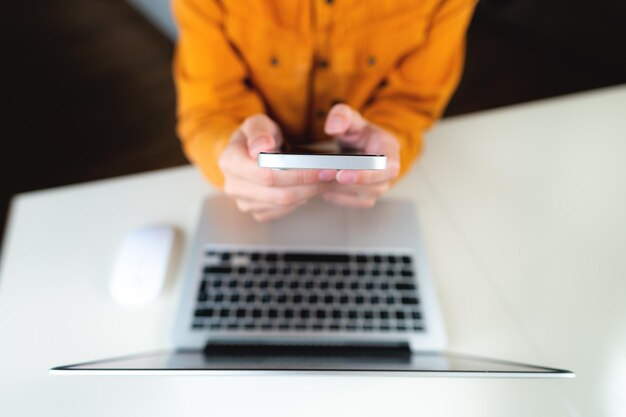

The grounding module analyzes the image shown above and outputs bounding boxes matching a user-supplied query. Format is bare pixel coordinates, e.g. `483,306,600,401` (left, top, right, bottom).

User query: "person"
173,0,476,221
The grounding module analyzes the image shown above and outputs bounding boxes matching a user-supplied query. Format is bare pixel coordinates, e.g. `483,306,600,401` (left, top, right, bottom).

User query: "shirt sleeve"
172,0,265,188
362,0,477,179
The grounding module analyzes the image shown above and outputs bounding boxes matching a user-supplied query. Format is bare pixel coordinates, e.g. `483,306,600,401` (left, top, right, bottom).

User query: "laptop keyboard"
192,249,424,334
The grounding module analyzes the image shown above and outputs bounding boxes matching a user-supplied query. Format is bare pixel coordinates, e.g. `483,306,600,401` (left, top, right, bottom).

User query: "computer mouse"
110,224,178,306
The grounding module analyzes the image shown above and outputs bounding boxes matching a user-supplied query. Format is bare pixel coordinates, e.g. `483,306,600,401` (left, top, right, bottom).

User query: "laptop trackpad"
202,195,417,249
269,198,349,247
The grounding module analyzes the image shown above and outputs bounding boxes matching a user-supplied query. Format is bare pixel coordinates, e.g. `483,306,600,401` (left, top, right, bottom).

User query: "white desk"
1,86,624,416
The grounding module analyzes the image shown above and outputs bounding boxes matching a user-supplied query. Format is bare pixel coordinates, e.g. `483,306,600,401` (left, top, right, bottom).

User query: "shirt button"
270,56,279,66
325,0,333,5
367,56,376,66
318,58,329,69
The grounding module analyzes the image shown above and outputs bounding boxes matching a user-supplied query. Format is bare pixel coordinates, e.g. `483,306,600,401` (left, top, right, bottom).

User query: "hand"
218,114,325,221
320,104,401,208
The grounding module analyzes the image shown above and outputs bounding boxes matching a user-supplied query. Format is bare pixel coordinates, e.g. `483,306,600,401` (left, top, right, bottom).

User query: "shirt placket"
310,0,335,142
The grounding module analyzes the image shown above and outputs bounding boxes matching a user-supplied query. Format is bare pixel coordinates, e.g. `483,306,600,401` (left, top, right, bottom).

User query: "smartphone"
258,151,386,170
257,141,387,170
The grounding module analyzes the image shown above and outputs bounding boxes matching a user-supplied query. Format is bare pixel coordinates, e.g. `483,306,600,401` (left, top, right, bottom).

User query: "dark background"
2,0,625,250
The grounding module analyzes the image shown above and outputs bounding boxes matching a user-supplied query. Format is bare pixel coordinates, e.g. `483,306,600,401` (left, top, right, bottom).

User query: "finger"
335,161,399,185
323,191,377,209
325,182,390,199
224,176,324,207
335,156,400,185
252,205,301,222
318,169,337,182
240,114,283,158
220,139,322,186
324,104,368,146
234,198,284,214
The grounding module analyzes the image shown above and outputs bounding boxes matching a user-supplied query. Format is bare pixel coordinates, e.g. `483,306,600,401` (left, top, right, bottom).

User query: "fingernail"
338,171,357,184
250,137,269,155
327,116,344,133
319,170,336,182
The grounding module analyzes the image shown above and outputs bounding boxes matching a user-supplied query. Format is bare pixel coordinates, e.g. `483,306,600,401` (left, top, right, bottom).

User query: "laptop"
51,196,573,377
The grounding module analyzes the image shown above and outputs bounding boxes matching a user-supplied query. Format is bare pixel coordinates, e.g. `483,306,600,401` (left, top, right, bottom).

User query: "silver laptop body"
50,195,573,377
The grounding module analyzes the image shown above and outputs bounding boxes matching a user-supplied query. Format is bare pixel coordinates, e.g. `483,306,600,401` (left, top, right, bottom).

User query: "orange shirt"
173,0,477,187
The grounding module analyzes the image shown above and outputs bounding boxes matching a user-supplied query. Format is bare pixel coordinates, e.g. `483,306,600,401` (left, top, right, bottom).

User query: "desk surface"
1,86,625,417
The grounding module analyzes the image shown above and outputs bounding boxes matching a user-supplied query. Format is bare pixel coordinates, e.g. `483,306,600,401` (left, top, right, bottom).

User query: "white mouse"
110,224,178,306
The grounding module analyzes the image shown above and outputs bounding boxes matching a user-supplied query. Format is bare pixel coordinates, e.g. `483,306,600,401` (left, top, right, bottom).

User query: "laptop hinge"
201,341,412,359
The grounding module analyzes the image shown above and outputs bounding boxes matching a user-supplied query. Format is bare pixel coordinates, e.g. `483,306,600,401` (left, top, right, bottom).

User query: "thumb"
324,104,368,135
241,114,283,158
324,103,369,148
